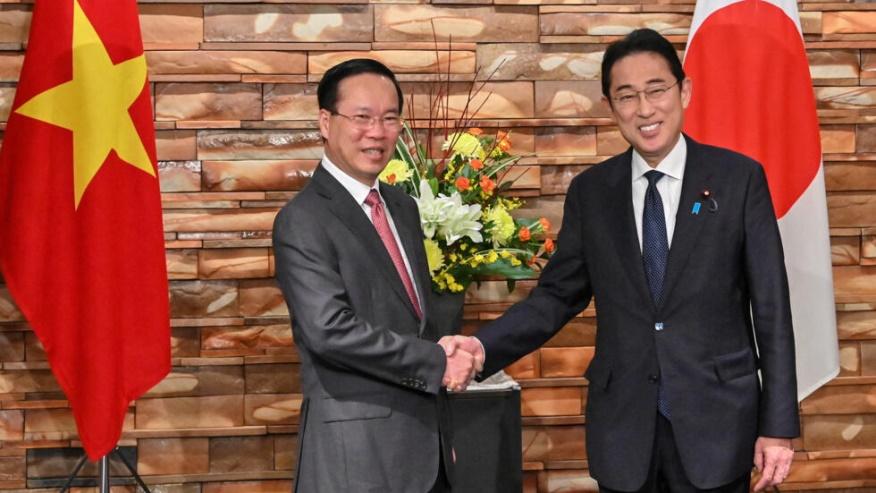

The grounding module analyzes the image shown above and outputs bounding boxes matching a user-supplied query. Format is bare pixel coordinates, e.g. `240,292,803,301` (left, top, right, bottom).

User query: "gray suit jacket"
273,165,453,492
476,136,800,490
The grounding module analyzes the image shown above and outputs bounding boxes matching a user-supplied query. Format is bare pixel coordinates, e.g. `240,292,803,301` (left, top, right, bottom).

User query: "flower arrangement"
380,123,554,294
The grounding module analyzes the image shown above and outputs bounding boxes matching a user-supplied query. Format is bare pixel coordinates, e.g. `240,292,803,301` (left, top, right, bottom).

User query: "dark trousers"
600,414,749,493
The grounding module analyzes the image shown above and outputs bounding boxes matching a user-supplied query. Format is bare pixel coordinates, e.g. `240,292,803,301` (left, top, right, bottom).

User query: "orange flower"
518,226,531,242
544,238,555,253
470,159,484,170
468,127,484,136
494,130,511,152
455,176,470,191
539,217,551,232
386,174,397,185
480,175,495,194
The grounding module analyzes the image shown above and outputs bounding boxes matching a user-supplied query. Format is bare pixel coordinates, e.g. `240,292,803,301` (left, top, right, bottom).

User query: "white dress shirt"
631,137,687,251
320,155,422,308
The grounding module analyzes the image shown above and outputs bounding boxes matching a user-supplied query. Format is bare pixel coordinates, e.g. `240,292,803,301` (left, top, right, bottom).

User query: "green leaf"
496,181,514,193
514,217,540,228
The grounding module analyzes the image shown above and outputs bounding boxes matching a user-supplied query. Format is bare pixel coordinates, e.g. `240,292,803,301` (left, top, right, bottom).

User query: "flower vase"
430,291,466,336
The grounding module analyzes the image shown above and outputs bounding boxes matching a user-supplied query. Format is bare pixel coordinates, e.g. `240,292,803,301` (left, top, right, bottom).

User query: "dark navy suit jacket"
476,135,800,490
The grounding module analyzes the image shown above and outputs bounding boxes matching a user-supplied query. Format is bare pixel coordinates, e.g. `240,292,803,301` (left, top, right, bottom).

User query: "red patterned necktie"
365,189,423,319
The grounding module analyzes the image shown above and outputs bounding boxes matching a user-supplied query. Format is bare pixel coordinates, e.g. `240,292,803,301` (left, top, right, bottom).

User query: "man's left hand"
752,436,794,491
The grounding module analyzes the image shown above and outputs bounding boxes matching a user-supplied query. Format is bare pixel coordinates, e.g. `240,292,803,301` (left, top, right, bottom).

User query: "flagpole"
98,455,110,493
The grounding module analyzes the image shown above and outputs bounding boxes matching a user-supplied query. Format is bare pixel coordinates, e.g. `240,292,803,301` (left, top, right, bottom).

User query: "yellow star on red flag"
14,0,154,209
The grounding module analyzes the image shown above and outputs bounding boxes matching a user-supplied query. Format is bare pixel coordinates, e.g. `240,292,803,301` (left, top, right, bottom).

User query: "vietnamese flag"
684,0,839,399
0,0,170,459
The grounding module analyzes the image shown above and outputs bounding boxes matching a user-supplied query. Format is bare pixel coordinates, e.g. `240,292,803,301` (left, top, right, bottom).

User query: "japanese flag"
683,0,839,399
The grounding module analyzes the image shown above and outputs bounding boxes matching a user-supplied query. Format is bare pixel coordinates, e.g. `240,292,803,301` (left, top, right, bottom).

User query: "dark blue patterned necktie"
642,170,668,305
642,170,670,418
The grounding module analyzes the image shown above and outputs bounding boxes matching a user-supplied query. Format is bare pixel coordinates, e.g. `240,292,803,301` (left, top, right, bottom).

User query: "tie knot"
365,189,381,207
645,170,664,186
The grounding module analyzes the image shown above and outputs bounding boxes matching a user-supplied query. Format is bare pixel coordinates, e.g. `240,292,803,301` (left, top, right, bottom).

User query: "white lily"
414,180,482,245
440,191,483,245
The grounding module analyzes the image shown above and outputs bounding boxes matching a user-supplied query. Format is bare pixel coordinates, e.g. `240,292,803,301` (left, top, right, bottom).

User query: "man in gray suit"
273,59,477,492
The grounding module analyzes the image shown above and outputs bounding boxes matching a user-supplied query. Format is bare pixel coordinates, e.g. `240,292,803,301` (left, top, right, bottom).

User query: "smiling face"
607,51,692,167
318,72,402,186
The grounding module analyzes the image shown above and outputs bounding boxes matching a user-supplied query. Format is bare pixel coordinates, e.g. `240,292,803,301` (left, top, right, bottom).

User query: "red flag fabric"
684,0,839,399
0,0,170,459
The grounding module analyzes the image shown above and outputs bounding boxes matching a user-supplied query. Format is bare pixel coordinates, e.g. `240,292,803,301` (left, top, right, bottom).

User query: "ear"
680,77,693,109
318,109,332,141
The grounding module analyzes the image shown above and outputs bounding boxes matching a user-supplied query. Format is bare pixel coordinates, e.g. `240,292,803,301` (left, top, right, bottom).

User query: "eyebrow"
613,78,670,92
347,106,400,114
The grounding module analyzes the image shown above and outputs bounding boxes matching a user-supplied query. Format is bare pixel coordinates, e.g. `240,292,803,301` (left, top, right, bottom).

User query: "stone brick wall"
0,0,874,492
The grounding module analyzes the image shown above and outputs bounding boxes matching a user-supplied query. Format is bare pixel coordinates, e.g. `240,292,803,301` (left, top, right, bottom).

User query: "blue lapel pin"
691,202,701,215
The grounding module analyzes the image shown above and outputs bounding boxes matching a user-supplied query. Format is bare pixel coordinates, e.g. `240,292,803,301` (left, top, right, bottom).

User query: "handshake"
437,335,485,392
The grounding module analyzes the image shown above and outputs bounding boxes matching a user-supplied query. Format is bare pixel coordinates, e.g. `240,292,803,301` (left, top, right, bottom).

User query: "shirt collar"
631,135,687,182
320,154,382,205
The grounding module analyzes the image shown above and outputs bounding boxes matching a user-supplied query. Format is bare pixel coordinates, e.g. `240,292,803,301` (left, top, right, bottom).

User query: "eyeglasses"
610,80,681,109
330,111,404,131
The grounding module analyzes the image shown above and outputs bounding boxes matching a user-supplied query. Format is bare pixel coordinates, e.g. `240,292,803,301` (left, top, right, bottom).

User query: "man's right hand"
441,347,476,391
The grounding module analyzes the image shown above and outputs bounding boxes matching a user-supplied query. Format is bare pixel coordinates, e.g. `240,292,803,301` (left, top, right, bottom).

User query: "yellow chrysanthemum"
443,133,486,160
378,159,413,185
423,239,444,274
438,271,465,293
500,197,522,211
485,206,515,246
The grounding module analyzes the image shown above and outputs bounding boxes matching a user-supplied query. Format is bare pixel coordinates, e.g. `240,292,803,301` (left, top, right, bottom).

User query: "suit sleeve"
743,164,801,438
272,205,447,395
476,179,594,377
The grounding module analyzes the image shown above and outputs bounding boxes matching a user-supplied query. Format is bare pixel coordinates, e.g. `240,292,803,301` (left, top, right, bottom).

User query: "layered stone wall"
0,1,874,491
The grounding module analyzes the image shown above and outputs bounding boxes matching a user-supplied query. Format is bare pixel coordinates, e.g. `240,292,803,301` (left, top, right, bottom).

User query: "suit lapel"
311,166,421,321
604,150,656,312
660,136,713,309
382,183,431,335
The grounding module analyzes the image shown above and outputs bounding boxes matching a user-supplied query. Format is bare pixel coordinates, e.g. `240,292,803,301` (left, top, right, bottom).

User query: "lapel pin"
702,189,718,213
691,202,701,215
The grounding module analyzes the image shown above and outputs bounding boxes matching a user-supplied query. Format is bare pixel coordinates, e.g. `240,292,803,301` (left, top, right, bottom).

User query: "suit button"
648,374,659,383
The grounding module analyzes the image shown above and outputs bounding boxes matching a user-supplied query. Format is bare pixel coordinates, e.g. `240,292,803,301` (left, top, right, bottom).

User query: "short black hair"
601,28,685,100
317,58,404,113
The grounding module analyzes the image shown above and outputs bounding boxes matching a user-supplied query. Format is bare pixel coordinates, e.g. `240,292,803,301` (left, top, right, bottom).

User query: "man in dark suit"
273,59,476,492
446,29,799,492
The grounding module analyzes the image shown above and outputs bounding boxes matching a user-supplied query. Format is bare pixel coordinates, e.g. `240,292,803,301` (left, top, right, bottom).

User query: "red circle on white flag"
683,0,821,218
